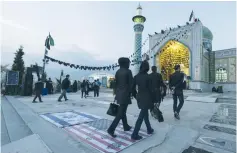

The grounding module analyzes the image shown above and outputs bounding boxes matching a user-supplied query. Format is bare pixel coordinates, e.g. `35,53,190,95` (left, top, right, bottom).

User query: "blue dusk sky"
1,1,236,79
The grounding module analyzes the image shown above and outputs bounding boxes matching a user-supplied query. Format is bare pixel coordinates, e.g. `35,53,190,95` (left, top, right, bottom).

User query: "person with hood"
107,57,133,138
93,80,99,97
81,80,87,98
149,66,166,108
58,74,70,102
169,64,185,120
73,80,78,92
46,78,53,94
33,78,44,103
85,80,90,96
131,60,154,140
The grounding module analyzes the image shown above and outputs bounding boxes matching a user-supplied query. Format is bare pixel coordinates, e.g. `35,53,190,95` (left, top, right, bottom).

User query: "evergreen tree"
12,46,25,85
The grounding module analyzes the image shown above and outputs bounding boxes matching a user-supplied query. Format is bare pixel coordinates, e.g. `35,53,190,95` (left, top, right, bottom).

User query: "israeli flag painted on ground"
40,111,103,128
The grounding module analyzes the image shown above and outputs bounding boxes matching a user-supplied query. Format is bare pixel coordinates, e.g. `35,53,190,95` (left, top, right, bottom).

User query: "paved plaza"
1,89,236,153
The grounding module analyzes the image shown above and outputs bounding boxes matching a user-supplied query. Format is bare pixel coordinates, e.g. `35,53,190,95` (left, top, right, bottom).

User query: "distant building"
82,72,115,87
147,19,236,92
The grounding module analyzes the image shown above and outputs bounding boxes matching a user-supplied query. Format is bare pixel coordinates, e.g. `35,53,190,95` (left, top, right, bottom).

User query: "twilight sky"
1,1,236,79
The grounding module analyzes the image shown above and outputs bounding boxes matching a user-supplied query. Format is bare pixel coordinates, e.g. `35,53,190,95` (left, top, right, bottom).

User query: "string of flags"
45,22,196,70
131,22,195,65
45,55,119,71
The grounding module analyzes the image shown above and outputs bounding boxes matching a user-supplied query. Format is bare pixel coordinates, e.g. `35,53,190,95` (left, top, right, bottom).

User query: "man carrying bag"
149,66,165,122
107,57,133,138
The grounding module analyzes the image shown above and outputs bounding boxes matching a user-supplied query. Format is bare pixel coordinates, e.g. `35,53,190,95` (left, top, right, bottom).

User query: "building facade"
148,20,236,92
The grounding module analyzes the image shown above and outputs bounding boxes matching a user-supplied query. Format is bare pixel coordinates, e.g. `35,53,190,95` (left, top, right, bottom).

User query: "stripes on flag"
40,111,153,153
65,124,151,153
40,111,103,127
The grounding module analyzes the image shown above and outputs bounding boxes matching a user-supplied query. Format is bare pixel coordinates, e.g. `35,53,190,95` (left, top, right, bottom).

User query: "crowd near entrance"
157,40,190,81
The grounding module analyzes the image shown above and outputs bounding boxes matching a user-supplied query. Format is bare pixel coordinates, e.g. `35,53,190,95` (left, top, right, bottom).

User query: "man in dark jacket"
93,80,99,97
149,66,166,106
169,65,185,120
33,78,43,103
58,74,70,102
80,80,87,98
46,78,53,94
107,57,133,138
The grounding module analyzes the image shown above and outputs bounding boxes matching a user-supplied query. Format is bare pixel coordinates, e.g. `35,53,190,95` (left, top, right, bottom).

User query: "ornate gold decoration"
157,40,190,80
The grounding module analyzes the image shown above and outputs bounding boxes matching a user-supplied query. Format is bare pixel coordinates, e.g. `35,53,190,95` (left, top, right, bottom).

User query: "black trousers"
81,90,86,98
132,109,152,137
108,104,130,132
33,90,42,102
172,91,184,113
94,88,99,97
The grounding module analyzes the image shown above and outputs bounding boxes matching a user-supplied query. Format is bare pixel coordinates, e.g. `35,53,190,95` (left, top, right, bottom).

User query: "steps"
1,97,33,145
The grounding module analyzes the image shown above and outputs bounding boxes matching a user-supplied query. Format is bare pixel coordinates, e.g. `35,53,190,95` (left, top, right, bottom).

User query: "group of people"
80,79,101,98
32,74,102,103
107,57,185,140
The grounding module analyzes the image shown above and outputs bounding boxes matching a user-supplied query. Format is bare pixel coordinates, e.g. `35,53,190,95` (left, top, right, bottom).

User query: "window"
216,68,227,82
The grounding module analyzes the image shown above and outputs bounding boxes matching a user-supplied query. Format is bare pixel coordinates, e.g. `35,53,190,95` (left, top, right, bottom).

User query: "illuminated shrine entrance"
157,40,190,81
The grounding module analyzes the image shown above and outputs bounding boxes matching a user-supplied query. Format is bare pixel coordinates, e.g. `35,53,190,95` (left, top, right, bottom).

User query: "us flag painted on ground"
64,124,151,153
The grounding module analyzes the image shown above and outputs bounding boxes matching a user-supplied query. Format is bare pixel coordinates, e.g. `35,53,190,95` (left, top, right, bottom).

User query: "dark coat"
115,57,133,105
46,80,53,89
35,81,43,91
169,71,185,94
73,81,78,92
61,78,70,90
149,72,165,103
80,82,86,92
132,61,153,109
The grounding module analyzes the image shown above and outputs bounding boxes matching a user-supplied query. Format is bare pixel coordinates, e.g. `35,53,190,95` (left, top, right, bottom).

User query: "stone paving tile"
196,135,236,152
87,119,112,130
216,99,236,104
203,124,236,135
209,102,236,126
219,104,236,109
182,146,212,153
209,117,236,126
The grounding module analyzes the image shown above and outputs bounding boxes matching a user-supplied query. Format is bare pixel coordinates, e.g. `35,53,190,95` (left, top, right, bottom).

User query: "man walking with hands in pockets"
169,65,185,120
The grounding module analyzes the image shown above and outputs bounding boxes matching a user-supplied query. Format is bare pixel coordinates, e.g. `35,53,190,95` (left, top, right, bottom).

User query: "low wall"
189,81,236,92
214,83,236,92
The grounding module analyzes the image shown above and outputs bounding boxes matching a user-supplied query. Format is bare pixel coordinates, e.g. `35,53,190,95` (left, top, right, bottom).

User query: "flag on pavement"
189,10,194,21
65,124,151,153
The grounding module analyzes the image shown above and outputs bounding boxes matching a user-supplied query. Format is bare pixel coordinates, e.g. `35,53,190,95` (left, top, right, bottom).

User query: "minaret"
132,3,146,76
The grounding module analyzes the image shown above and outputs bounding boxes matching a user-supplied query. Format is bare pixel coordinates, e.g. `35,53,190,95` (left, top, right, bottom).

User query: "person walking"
131,60,154,140
73,80,78,92
149,66,166,109
58,74,70,102
169,64,185,120
93,80,99,97
107,57,133,138
46,78,53,94
33,78,43,103
80,80,87,98
85,80,89,96
96,79,101,96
